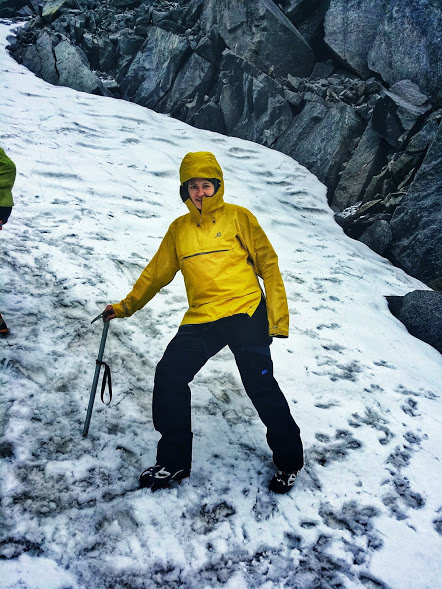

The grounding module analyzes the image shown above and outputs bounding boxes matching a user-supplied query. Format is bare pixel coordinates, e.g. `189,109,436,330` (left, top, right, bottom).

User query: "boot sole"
139,470,190,491
151,472,190,492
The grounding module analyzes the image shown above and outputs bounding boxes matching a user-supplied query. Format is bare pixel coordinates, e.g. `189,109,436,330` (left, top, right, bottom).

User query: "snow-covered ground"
1,22,441,589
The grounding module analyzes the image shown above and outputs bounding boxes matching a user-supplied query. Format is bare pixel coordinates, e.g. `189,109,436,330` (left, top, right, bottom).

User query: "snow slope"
1,22,441,589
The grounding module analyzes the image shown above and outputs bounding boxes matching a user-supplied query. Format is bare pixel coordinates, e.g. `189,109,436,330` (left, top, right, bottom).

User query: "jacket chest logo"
214,232,222,238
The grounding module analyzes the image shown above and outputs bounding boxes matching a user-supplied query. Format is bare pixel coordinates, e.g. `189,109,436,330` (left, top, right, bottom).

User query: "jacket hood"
179,151,224,218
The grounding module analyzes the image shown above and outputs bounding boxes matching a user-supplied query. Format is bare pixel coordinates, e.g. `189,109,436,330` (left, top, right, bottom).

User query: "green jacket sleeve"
0,148,16,207
238,209,289,338
112,228,179,318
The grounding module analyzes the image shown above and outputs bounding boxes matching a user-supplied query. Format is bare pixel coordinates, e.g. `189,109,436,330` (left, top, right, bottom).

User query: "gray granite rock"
406,118,439,154
325,0,442,102
324,0,386,78
117,26,190,108
372,83,431,149
332,121,387,210
368,0,442,102
215,50,293,147
156,51,216,123
20,31,59,86
53,36,110,94
0,0,32,17
275,98,365,192
386,291,442,354
199,0,315,78
359,220,392,256
41,0,77,23
17,30,109,95
194,100,227,135
389,122,442,288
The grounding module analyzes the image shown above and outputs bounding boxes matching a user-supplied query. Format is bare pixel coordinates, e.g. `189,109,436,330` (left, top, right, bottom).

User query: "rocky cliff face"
4,0,441,289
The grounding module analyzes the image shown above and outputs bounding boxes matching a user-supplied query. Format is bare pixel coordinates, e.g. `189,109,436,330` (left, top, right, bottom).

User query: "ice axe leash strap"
96,360,112,404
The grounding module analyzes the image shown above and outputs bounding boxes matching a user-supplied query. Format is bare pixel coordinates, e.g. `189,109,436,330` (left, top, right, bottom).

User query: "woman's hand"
102,304,116,322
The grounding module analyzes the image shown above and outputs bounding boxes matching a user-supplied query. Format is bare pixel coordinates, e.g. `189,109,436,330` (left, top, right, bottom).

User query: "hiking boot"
269,470,299,494
0,314,9,336
139,465,190,491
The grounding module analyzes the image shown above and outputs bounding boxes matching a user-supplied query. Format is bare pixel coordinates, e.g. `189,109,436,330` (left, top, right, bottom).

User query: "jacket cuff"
269,327,289,338
112,302,130,318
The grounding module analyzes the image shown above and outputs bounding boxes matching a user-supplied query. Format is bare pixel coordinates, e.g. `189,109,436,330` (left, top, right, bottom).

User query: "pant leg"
230,344,304,471
153,323,225,471
227,300,304,471
0,206,12,226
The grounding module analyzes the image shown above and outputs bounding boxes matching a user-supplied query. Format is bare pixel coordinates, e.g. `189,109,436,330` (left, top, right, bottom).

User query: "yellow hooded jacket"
112,152,289,337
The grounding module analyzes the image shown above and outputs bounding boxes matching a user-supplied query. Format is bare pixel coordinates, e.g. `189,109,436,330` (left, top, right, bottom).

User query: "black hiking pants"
153,298,304,473
0,206,12,226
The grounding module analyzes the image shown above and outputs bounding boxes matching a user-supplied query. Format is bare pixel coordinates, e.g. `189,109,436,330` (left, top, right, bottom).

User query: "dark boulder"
389,79,431,109
14,30,109,95
389,122,442,288
54,35,110,93
386,291,442,354
156,52,216,124
279,0,331,50
178,0,204,30
372,81,431,148
111,0,141,8
199,0,315,78
151,6,187,34
194,30,226,66
325,0,442,103
406,117,439,154
324,0,385,78
279,0,314,22
358,219,392,256
334,198,383,233
194,100,227,135
81,32,99,69
0,0,33,17
41,0,78,23
117,26,190,108
368,1,442,103
115,31,145,70
275,98,365,192
19,30,59,86
214,50,293,147
79,35,118,73
332,121,387,210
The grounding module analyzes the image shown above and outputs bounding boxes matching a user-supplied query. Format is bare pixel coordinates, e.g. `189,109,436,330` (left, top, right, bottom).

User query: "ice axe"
83,312,113,437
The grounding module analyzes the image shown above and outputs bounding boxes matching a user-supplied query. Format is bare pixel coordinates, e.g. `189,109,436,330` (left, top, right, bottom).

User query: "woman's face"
187,177,215,211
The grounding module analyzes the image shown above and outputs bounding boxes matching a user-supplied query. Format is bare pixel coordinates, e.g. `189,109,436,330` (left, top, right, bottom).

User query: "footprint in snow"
348,408,394,446
307,429,363,468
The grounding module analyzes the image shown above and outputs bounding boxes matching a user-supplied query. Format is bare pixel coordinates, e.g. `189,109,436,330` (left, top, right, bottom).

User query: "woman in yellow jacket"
104,152,303,493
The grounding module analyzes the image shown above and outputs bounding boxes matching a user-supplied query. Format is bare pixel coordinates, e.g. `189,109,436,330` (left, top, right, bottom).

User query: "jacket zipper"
182,249,229,261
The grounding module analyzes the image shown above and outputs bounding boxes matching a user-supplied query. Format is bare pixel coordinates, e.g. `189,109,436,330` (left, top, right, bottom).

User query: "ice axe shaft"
83,320,110,437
